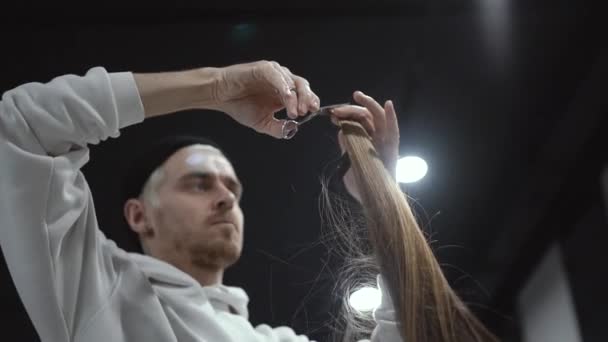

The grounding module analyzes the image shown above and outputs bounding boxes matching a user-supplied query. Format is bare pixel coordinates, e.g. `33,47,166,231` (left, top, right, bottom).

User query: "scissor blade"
315,102,351,115
297,103,350,125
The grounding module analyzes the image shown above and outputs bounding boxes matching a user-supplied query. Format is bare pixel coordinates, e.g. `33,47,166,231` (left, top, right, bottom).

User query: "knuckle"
256,61,274,76
263,61,276,70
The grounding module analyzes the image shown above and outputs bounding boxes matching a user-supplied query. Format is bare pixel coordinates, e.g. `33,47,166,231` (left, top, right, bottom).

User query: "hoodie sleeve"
355,275,403,342
369,274,403,341
0,67,145,341
252,274,401,342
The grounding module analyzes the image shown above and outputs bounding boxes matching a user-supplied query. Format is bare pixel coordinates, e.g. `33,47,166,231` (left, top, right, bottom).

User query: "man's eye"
227,184,237,194
193,181,208,191
227,182,242,198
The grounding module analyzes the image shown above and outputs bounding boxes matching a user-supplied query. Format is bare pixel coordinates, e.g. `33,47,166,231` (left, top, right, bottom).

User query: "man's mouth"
213,221,234,227
210,219,234,225
209,221,238,240
208,219,236,231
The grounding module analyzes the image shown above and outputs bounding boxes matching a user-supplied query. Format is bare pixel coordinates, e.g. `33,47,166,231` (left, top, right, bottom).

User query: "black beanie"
121,135,228,203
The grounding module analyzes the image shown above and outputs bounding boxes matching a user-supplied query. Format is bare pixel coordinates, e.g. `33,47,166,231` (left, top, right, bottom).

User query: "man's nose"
214,184,236,211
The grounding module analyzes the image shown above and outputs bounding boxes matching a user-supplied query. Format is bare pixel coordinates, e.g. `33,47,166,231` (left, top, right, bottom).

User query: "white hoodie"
0,67,401,342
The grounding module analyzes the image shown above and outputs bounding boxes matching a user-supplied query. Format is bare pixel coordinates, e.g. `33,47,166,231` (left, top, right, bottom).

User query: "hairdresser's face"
149,145,244,270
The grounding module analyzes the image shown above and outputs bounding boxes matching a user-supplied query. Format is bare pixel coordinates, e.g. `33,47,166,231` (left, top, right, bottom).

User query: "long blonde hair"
322,120,499,342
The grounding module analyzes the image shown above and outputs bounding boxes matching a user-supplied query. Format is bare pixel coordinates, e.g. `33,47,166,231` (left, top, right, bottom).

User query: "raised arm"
0,67,145,341
329,92,404,341
331,91,498,341
0,62,320,341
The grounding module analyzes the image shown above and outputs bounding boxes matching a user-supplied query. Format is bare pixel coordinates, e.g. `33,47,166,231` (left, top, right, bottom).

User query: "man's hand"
329,91,400,202
210,61,321,139
134,60,319,139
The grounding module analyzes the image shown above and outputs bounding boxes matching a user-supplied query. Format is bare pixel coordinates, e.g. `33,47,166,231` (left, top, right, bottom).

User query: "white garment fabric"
0,67,401,341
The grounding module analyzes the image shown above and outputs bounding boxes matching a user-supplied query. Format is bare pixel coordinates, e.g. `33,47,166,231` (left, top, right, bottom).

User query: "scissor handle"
280,103,350,139
281,120,299,140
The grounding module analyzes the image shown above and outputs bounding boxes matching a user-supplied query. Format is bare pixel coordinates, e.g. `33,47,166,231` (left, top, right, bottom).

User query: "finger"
299,88,320,116
353,91,387,136
287,71,321,116
291,76,311,116
330,105,375,136
282,67,319,117
331,105,374,132
263,61,298,119
310,93,321,113
273,63,296,91
384,100,400,143
382,100,400,175
273,63,299,119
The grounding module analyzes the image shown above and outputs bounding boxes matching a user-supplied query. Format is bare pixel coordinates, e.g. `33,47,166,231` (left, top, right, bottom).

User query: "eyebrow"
179,172,243,194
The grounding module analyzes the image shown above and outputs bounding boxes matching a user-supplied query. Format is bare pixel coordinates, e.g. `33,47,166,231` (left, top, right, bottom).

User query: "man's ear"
124,198,153,236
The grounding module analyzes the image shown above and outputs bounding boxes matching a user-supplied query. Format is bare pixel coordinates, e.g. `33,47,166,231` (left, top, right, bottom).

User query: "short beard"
188,239,241,270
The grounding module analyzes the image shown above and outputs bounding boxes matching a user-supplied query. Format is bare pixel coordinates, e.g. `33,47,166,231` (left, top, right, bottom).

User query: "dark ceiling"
1,1,606,341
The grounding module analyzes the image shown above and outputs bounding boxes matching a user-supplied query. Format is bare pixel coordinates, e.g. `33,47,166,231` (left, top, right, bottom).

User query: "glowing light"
231,23,257,43
349,286,381,312
396,156,428,183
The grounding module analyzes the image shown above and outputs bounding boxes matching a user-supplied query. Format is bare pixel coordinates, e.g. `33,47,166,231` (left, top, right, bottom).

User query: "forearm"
133,67,222,119
0,67,144,156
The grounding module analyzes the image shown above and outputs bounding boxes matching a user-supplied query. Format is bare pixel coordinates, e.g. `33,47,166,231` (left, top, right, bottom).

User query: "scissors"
281,103,350,139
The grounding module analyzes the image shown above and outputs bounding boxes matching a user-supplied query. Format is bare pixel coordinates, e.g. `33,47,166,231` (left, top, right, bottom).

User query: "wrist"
135,67,222,119
189,67,223,110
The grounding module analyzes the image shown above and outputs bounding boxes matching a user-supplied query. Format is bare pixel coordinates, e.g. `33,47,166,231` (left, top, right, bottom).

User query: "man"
0,60,400,341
